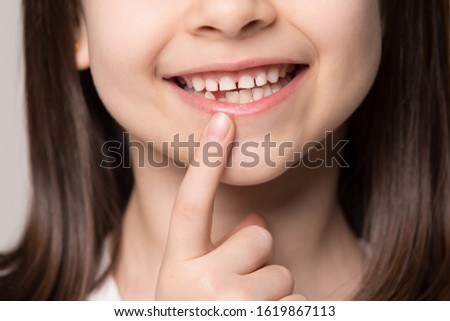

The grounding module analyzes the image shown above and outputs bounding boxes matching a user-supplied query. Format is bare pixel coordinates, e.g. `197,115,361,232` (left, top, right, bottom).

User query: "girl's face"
78,0,382,185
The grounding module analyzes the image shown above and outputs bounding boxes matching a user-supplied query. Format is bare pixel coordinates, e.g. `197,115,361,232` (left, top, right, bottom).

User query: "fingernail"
207,113,231,140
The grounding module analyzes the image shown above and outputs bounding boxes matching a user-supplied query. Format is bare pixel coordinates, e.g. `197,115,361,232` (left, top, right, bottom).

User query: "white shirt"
87,239,122,301
88,275,121,301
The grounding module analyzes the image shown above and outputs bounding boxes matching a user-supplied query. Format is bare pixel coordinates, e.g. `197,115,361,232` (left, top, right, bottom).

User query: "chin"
220,159,291,186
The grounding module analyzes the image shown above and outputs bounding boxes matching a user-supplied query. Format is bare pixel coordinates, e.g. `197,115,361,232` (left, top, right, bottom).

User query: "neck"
113,146,365,300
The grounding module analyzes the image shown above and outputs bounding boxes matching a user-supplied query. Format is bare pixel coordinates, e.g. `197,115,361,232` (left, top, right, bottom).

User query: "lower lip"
165,66,308,117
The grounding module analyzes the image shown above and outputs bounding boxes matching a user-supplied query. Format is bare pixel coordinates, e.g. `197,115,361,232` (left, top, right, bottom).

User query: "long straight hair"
1,0,449,299
341,0,450,299
342,0,450,300
0,1,133,299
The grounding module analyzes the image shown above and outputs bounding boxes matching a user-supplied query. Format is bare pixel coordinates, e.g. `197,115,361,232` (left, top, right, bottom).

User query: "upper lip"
162,58,305,79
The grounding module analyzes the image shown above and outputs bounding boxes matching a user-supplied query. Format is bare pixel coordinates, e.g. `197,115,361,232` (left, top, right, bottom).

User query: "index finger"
165,112,235,260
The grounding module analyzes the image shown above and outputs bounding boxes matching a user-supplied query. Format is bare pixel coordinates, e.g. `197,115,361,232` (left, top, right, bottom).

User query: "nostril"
198,25,218,33
197,20,267,38
242,20,262,33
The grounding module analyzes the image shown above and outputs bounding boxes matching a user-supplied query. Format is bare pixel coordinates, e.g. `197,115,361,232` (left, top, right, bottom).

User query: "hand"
155,113,306,300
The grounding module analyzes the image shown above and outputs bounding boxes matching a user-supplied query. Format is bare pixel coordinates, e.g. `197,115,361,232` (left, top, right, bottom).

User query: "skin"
76,0,382,300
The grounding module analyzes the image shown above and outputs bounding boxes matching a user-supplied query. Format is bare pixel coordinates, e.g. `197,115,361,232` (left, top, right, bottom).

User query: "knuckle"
194,267,221,297
220,276,251,300
271,265,294,287
197,275,217,296
245,225,273,247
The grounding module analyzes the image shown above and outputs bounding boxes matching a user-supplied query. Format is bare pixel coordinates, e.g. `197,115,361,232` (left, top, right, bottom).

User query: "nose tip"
188,0,277,39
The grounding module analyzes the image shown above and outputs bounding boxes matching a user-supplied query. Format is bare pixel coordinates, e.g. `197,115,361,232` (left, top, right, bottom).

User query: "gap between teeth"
185,66,293,92
186,77,291,103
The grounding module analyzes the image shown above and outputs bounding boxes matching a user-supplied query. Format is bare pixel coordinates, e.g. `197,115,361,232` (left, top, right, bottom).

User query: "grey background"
0,1,29,252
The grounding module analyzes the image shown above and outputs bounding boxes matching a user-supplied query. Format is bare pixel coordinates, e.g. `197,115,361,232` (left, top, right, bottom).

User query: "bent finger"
240,265,295,300
209,225,273,274
214,212,268,247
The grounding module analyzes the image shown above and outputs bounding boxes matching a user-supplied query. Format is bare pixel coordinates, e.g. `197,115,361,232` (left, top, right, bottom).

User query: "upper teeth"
219,76,236,91
267,67,280,84
180,65,292,93
238,75,255,89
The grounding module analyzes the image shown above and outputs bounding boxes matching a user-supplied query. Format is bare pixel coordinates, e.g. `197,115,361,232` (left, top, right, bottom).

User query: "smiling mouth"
168,64,306,104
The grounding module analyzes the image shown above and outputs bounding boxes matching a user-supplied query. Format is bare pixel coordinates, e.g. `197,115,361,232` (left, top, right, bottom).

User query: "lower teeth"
183,74,293,104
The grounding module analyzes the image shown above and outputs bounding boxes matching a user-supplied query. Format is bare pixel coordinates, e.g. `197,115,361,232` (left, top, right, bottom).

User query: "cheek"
83,1,183,135
293,0,382,133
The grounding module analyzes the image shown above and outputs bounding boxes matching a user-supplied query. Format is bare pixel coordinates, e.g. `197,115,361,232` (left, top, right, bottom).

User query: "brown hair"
1,0,449,300
340,0,450,299
0,1,132,299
